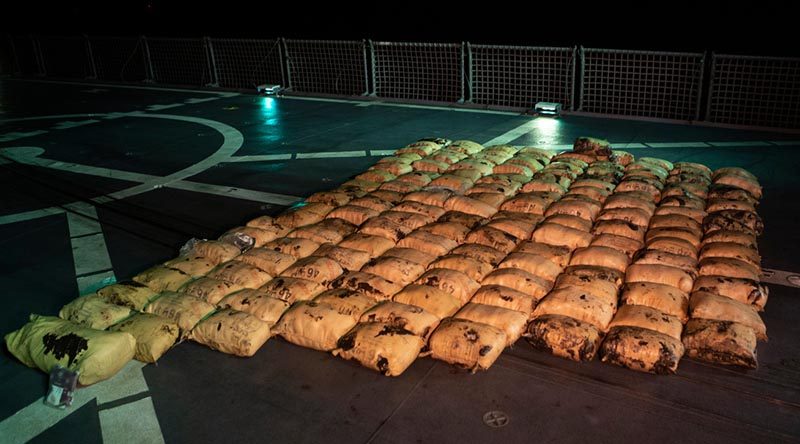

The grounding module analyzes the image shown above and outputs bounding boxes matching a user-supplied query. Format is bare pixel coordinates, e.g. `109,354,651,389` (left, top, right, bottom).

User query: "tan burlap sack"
682,319,757,369
691,276,767,310
526,314,602,361
191,309,271,357
481,269,552,301
498,252,563,281
607,305,683,340
625,264,694,293
59,295,132,330
133,266,193,292
415,269,481,304
329,271,403,301
259,277,325,303
360,301,440,338
164,255,218,277
569,246,630,274
392,284,462,318
333,322,425,377
179,277,243,305
274,301,357,351
600,326,684,374
218,289,291,325
96,281,158,311
428,318,507,372
361,256,427,286
280,256,344,286
454,303,528,346
110,313,179,363
209,261,273,288
619,282,689,322
144,292,216,336
689,291,767,340
314,289,378,320
263,237,321,259
5,314,135,385
234,248,297,276
470,285,537,316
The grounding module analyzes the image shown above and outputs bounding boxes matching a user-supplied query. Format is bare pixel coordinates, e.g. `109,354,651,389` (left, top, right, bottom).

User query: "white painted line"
145,104,185,111
184,97,220,104
169,181,301,206
707,141,771,147
1,146,158,183
100,397,165,444
369,149,396,156
71,233,114,276
65,201,103,237
0,207,65,225
761,268,800,288
769,140,800,146
646,142,710,148
0,361,158,444
51,120,100,130
296,150,367,159
5,78,238,97
226,154,292,162
1,113,103,123
355,102,373,107
613,142,648,149
0,130,48,142
368,102,519,115
483,120,540,146
281,96,363,105
542,144,573,151
77,271,116,295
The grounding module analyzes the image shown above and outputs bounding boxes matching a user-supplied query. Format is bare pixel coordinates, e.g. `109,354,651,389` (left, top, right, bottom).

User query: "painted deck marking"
0,130,48,142
225,154,293,162
145,103,185,111
51,120,100,130
184,97,220,104
296,150,367,159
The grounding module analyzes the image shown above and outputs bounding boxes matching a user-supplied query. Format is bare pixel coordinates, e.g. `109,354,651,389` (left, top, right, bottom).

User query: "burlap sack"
567,185,610,203
334,322,424,376
455,303,528,346
370,161,413,176
596,207,651,228
602,192,656,215
275,301,358,351
356,169,396,183
5,315,135,385
403,189,453,207
392,284,462,318
274,203,334,229
164,255,218,277
280,256,344,286
543,214,593,232
381,247,436,267
312,244,371,271
659,195,706,210
544,199,601,222
416,222,471,243
645,236,698,260
246,215,291,238
361,256,426,286
337,233,395,258
144,292,216,335
526,314,602,361
554,274,621,306
348,195,395,213
645,228,701,249
499,193,549,215
415,269,481,304
619,282,689,322
306,191,352,207
520,180,568,195
187,240,242,264
713,175,762,200
96,281,158,311
470,285,537,316
397,231,459,257
259,277,325,303
699,242,761,270
468,181,521,196
329,271,403,301
703,210,763,236
614,179,662,202
593,220,646,243
569,246,630,274
220,226,281,247
179,277,244,305
450,243,506,267
532,223,593,250
110,313,179,363
314,289,378,320
485,217,538,240
191,309,271,357
218,289,291,325
325,205,380,226
428,318,507,372
701,230,758,249
481,269,552,301
632,249,698,278
625,264,694,293
380,210,435,230
413,158,450,173
600,326,685,374
360,301,440,338
698,257,760,281
653,206,707,224
263,237,321,259
689,291,767,340
705,199,756,214
682,319,757,369
533,288,616,331
562,265,625,289
209,261,273,288
448,140,485,155
428,255,494,282
498,252,563,281
59,295,133,330
359,216,413,242
438,211,489,230
692,276,767,310
428,174,475,194
466,225,522,255
607,305,683,340
514,241,573,269
234,248,297,276
380,180,422,194
288,221,352,244
133,266,193,293
393,201,447,219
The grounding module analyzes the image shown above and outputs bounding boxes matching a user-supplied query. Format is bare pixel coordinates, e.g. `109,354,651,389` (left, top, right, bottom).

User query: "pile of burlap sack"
5,136,767,383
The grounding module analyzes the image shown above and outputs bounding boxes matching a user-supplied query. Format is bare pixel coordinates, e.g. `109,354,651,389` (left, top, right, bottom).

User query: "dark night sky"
6,1,799,56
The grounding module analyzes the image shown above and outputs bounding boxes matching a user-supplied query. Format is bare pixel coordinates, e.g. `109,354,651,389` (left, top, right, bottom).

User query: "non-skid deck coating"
1,78,799,444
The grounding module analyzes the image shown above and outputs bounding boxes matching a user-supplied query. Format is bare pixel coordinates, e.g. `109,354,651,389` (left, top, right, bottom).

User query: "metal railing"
2,34,798,130
470,44,575,110
706,54,800,129
579,48,705,121
372,41,463,103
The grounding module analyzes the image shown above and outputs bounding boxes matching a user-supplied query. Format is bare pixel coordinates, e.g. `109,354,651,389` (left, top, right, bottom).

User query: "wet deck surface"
1,78,799,443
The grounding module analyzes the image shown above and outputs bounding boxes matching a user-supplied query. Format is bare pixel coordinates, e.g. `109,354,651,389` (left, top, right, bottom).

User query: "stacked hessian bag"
599,160,708,373
526,137,633,361
682,167,766,368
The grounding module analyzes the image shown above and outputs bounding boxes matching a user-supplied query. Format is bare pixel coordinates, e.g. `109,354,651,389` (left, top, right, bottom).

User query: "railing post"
577,46,585,111
141,35,155,83
464,41,473,103
85,34,97,79
279,38,292,90
367,39,377,96
204,36,219,87
32,35,46,77
361,39,370,96
704,52,716,123
458,41,466,103
570,46,577,111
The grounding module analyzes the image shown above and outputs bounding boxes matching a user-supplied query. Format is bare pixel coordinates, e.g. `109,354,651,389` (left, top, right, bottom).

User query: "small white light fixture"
534,102,562,117
257,84,283,95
